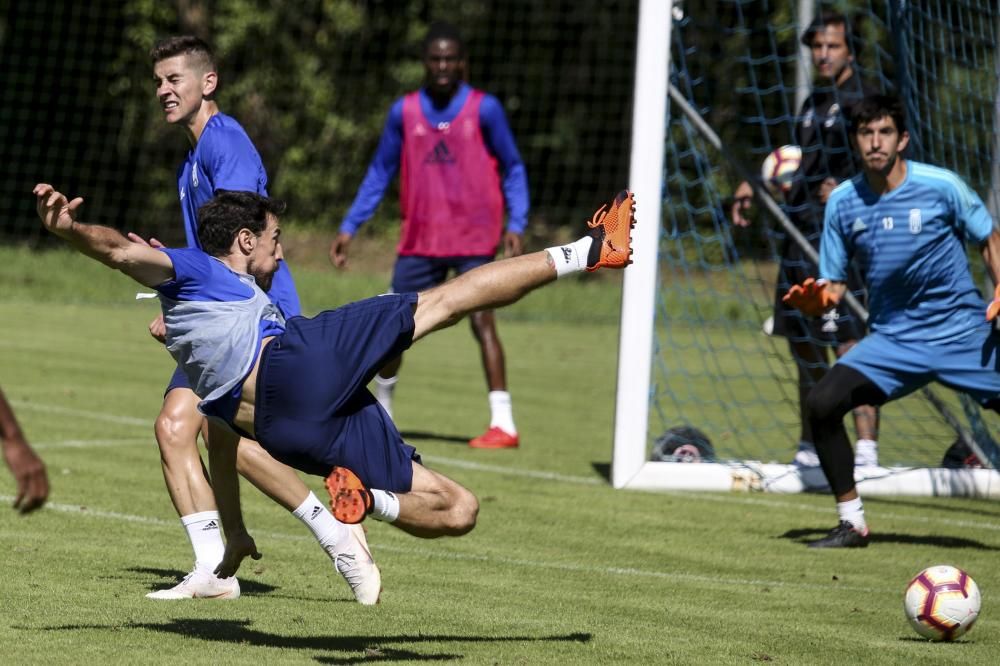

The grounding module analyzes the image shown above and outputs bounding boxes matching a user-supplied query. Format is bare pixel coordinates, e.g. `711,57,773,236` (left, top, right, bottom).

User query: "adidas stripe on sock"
545,237,593,277
293,491,348,547
181,511,226,572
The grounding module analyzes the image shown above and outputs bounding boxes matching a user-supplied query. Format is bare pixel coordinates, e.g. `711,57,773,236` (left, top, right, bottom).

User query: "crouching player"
33,183,635,575
783,94,1000,547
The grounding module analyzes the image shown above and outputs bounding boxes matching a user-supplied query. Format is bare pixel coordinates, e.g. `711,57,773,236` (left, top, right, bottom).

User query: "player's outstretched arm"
33,184,174,288
206,422,260,578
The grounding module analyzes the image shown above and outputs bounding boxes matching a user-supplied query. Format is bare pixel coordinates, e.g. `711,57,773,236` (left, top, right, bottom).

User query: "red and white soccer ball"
760,144,802,194
903,565,981,641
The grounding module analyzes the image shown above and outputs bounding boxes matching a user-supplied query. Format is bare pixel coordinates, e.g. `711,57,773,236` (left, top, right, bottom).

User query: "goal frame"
610,0,1000,498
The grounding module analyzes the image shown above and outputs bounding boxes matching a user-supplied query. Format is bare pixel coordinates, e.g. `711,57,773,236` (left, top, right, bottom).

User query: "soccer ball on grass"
760,144,802,194
903,565,980,641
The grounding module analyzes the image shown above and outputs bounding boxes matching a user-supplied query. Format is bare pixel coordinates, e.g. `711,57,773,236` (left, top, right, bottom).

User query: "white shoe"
146,568,240,600
325,523,382,605
792,441,820,468
854,440,879,468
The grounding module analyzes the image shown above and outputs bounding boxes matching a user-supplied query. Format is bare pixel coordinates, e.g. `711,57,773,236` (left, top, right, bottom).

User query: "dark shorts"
771,239,868,345
391,255,494,293
253,293,422,492
165,365,191,395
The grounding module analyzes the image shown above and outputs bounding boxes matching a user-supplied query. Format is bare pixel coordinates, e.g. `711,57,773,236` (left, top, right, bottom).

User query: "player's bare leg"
148,388,238,599
233,436,381,604
413,191,634,341
150,389,380,603
468,310,518,449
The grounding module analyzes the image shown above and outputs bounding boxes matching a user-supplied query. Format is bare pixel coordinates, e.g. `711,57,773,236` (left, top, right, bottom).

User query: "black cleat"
807,520,870,548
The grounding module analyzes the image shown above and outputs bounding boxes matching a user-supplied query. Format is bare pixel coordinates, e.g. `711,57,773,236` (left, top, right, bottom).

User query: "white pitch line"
32,437,151,451
0,496,891,594
10,400,150,427
14,401,1000,533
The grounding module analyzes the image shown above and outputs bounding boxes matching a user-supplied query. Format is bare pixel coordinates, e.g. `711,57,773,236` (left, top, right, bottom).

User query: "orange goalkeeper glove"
987,284,1000,322
782,277,840,317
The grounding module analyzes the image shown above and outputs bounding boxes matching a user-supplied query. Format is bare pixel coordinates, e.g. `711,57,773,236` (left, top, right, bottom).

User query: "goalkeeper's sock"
370,489,400,523
292,491,348,548
545,237,593,278
836,497,867,533
181,511,226,573
488,390,517,435
374,374,397,420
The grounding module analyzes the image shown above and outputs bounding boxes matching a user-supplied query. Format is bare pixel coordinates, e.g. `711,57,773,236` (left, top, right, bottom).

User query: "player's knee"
154,406,200,454
804,379,845,423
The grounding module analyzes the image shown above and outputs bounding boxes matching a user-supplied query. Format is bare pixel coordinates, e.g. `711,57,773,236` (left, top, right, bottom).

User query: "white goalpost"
611,0,1000,498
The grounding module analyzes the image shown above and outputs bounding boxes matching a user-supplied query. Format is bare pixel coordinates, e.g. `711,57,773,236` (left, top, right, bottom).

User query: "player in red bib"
330,22,529,449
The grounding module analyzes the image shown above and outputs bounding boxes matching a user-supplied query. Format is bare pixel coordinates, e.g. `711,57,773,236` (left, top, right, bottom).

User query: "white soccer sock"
292,491,348,548
370,489,400,523
545,237,593,278
181,511,226,573
374,374,397,419
855,438,878,465
836,497,867,532
488,390,517,434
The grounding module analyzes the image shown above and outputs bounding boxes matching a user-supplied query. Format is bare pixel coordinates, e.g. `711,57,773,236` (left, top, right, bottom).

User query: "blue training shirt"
820,160,995,342
177,113,301,318
340,82,529,237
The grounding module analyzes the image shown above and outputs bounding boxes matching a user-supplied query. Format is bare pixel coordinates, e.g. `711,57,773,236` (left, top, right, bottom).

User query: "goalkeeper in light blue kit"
784,94,1000,548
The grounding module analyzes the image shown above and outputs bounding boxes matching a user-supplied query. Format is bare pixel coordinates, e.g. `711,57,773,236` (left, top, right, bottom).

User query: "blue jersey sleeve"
155,248,212,300
339,99,404,235
479,94,529,234
819,192,850,282
201,127,268,196
948,177,993,243
155,248,253,302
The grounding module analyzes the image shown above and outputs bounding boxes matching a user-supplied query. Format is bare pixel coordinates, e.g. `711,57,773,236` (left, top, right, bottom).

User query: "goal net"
614,0,1000,497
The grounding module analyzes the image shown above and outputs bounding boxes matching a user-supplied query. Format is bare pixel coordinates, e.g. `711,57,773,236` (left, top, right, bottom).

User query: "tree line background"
1,0,995,250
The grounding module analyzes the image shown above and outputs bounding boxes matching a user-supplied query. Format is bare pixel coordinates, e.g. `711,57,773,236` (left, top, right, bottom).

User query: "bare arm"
981,227,1000,287
34,184,174,288
206,421,260,577
0,387,49,513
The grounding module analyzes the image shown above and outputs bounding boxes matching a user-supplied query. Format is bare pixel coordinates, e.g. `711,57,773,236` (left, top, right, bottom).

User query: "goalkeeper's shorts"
837,323,1000,404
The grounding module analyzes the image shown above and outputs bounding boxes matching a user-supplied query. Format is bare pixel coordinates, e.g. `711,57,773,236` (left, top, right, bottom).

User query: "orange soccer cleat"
324,466,373,524
468,427,520,449
586,190,636,271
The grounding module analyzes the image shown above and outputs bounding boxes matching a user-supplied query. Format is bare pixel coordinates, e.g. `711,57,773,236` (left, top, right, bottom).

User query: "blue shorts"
253,293,421,491
391,255,494,293
837,324,1000,403
165,365,191,395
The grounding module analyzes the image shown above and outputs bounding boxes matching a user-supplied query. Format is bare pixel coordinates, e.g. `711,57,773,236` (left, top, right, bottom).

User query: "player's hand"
214,530,261,579
818,177,838,205
126,232,166,249
329,232,353,269
33,184,84,237
783,277,841,317
503,231,524,258
147,314,167,343
730,180,755,227
986,284,1000,322
3,437,49,514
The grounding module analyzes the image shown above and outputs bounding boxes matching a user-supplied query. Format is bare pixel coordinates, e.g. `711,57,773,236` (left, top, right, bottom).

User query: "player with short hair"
783,93,1000,548
330,21,529,449
0,386,49,514
33,183,635,575
731,12,881,469
145,35,380,603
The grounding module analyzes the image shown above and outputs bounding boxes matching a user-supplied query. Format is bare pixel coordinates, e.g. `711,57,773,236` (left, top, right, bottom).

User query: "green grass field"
1,246,999,664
